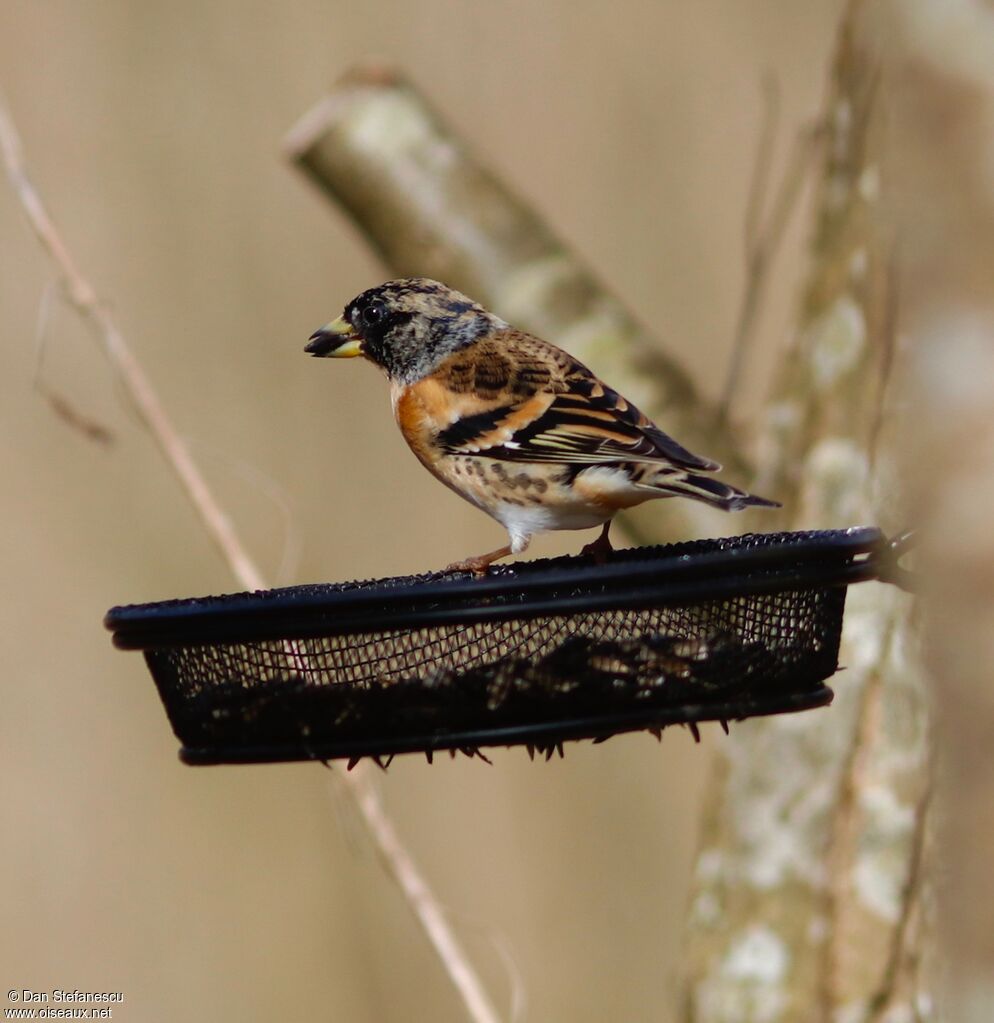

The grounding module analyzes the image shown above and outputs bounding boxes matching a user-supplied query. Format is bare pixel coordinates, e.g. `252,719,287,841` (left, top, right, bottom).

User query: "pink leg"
444,544,514,577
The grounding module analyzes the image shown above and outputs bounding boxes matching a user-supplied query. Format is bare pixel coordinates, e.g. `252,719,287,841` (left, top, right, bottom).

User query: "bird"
305,278,778,575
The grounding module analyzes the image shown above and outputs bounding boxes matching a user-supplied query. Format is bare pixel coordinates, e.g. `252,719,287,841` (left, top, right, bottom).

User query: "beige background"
1,3,842,1020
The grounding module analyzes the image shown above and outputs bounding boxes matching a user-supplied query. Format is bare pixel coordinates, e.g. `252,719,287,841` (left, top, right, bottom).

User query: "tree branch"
888,0,994,1016
279,11,935,1018
0,98,267,593
717,83,824,423
0,94,501,1023
682,3,933,1019
284,66,748,480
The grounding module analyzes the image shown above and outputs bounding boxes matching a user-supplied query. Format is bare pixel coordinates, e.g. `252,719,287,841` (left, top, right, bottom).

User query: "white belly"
493,500,611,537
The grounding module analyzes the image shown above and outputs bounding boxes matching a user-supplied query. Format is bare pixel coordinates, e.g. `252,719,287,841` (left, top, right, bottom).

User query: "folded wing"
438,363,720,472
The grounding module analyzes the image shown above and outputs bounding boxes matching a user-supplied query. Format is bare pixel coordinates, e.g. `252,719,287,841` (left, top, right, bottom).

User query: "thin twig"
0,98,267,592
868,247,900,468
743,74,781,260
819,624,890,1022
716,76,781,423
40,389,115,445
346,769,503,1023
34,279,115,445
184,437,304,587
866,778,932,1022
717,108,824,423
0,93,501,1023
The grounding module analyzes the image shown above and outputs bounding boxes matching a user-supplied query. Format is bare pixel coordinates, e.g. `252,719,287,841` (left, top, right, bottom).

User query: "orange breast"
392,381,494,508
393,381,444,471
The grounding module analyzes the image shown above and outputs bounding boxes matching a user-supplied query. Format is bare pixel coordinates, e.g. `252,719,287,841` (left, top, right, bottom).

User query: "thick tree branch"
281,13,936,1020
0,96,501,1023
889,1,994,1018
682,3,933,1020
285,66,747,479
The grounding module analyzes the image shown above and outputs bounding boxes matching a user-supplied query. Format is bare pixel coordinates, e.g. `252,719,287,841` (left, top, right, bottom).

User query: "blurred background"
1,2,846,1020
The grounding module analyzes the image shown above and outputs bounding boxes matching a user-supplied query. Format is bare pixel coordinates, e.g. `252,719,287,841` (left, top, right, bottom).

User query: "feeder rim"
104,527,896,651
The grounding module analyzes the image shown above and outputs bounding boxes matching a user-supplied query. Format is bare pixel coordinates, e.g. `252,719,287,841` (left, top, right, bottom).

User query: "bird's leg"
444,544,513,577
580,521,614,563
445,533,530,577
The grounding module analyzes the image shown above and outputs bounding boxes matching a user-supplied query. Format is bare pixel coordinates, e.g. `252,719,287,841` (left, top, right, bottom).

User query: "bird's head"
305,278,505,383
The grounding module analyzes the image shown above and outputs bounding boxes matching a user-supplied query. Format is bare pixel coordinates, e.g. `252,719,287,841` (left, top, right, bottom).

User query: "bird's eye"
361,302,388,328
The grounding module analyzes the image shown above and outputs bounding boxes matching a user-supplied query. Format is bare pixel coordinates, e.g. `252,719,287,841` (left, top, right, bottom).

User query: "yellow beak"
304,316,364,358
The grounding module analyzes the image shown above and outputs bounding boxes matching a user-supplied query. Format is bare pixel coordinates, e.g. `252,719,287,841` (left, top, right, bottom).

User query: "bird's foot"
443,556,494,578
580,523,614,564
444,544,513,577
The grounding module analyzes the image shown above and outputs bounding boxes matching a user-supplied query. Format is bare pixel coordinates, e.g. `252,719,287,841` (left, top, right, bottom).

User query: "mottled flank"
490,463,545,492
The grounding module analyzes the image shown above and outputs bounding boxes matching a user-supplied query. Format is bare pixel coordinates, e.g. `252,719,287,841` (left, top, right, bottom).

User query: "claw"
579,521,614,563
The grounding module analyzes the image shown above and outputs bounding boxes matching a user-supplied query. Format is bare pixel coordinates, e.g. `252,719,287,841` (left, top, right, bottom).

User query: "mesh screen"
103,530,885,762
145,585,845,763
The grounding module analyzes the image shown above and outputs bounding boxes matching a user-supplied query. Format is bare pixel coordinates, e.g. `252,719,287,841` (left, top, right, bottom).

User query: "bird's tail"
637,469,780,511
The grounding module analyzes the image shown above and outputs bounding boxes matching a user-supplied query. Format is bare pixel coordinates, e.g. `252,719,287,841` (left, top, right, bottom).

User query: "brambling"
306,278,778,574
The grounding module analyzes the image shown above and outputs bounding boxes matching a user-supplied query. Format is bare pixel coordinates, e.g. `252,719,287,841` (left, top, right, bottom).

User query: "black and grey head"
305,278,507,383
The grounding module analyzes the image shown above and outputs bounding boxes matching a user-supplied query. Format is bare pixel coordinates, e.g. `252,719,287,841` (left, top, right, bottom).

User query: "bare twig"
33,280,115,446
345,769,503,1023
717,92,824,423
40,389,115,445
820,614,892,1022
0,94,501,1023
867,778,932,1022
184,437,304,587
744,75,781,267
0,99,267,592
868,249,899,467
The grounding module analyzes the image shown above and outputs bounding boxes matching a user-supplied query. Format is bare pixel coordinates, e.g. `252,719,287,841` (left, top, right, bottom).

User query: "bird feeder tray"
105,527,907,766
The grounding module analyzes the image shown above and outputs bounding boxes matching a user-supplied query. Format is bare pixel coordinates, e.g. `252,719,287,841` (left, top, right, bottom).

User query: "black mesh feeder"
104,527,913,766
